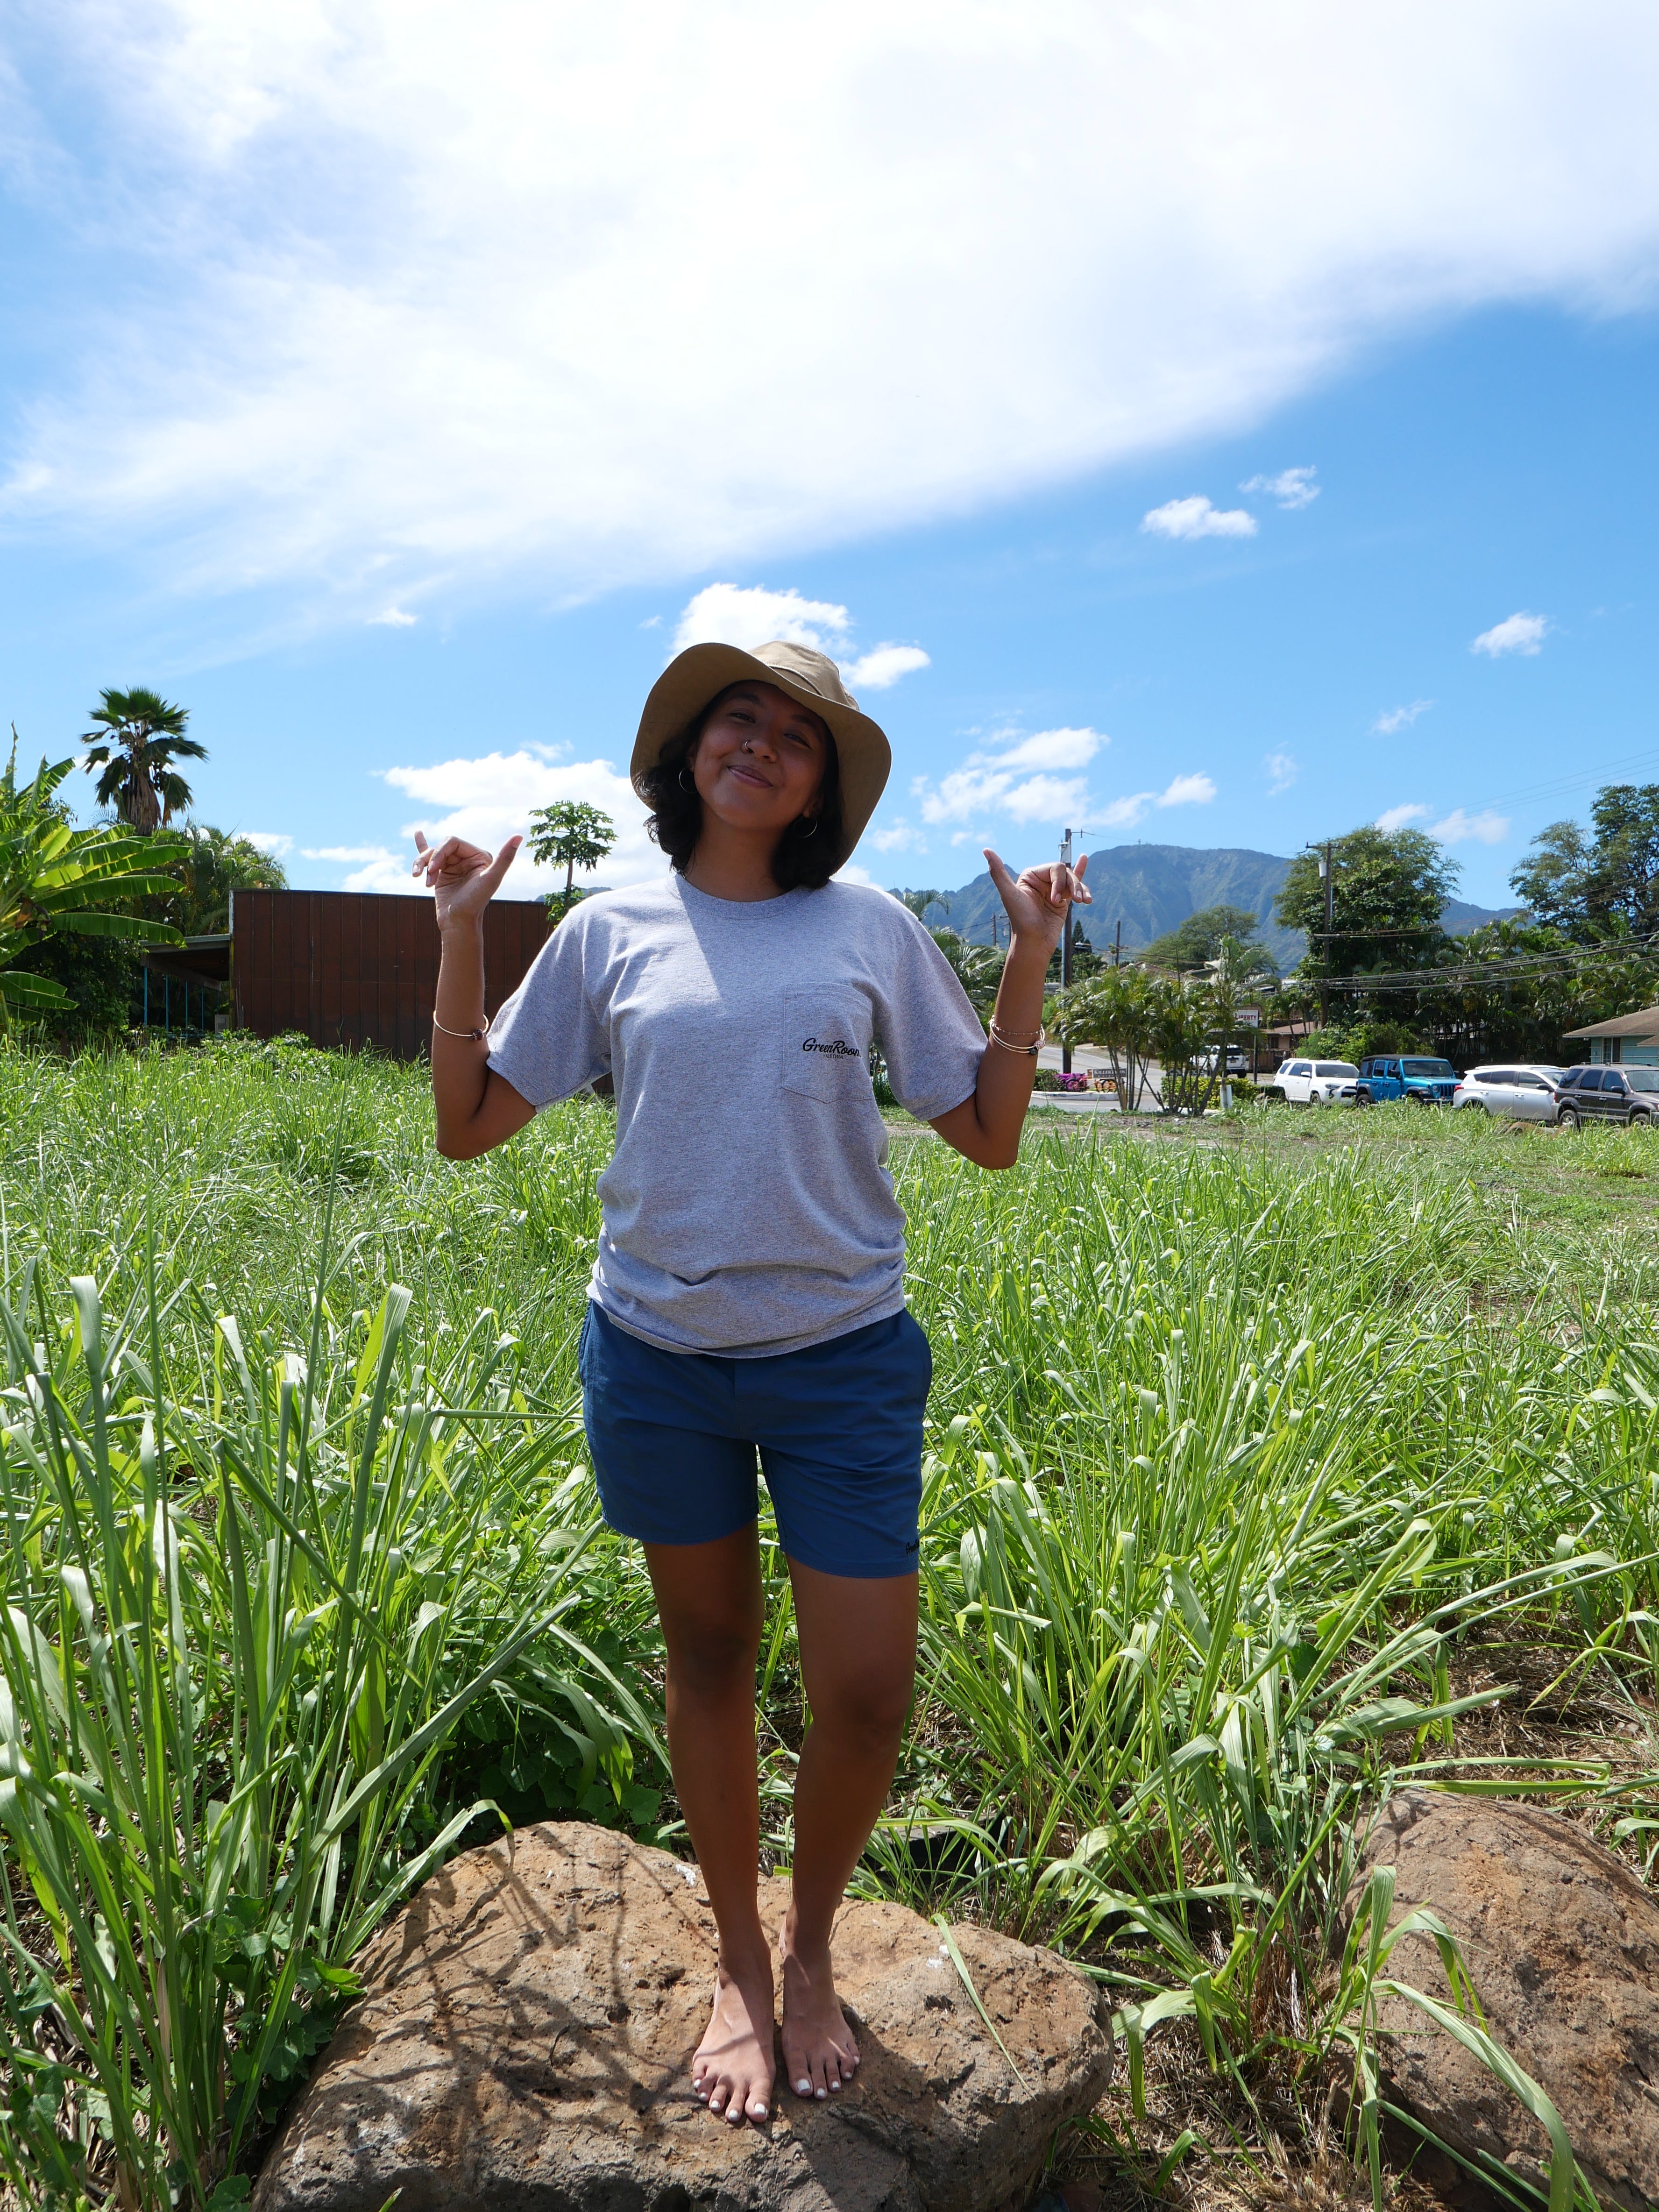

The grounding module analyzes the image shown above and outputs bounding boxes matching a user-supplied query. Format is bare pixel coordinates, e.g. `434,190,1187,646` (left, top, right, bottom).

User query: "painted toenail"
796,2078,811,2094
816,2087,827,2099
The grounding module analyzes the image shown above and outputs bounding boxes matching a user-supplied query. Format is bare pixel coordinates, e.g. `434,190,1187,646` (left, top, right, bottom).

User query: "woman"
413,638,1088,2130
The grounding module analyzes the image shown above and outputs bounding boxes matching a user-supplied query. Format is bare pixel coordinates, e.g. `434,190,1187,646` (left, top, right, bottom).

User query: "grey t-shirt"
486,874,986,1356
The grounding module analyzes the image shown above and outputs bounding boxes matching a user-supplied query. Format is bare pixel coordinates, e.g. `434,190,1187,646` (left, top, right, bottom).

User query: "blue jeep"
1356,1054,1459,1105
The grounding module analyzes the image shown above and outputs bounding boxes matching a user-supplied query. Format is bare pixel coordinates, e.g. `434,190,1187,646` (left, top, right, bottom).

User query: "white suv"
1272,1058,1361,1105
1452,1064,1565,1122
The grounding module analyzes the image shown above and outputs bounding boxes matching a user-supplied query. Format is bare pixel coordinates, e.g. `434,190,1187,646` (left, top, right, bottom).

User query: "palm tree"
162,824,290,936
80,688,207,833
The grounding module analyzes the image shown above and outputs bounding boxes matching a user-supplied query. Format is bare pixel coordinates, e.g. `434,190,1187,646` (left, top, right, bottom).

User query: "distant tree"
1278,826,1459,979
1424,915,1659,1066
1142,902,1265,971
1056,966,1156,1107
929,929,1003,1023
891,887,949,924
528,801,616,926
1045,914,1100,986
80,687,206,833
157,824,289,936
1510,783,1659,938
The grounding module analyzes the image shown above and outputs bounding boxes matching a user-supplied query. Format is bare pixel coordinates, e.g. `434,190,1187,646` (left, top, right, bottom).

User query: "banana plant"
0,743,185,1018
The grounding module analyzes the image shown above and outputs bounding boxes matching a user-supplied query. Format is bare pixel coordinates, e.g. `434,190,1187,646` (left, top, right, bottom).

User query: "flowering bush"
1057,1071,1090,1092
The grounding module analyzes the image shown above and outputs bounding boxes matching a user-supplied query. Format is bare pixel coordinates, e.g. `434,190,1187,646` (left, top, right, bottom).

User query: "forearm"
431,921,494,1156
932,934,1050,1169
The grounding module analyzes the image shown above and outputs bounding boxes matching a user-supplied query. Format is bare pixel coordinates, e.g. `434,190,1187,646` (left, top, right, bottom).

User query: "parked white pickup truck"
1270,1057,1361,1105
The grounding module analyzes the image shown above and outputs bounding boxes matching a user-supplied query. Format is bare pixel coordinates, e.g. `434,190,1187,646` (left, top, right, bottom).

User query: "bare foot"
779,1917,859,2101
691,1952,776,2126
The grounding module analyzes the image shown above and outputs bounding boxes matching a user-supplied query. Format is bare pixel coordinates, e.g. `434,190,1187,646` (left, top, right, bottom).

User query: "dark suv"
1555,1065,1659,1129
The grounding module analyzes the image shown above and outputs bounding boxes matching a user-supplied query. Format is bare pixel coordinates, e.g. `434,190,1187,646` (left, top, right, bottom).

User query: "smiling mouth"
724,765,771,788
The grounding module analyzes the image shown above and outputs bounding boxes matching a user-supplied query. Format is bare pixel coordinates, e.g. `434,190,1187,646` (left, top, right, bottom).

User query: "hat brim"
630,643,891,875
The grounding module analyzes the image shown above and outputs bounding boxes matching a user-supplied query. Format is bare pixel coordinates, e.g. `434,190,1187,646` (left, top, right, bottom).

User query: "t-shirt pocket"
780,987,872,1104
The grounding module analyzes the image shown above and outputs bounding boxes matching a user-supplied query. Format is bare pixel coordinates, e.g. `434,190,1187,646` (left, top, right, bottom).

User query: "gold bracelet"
988,1020,1041,1056
432,1011,492,1042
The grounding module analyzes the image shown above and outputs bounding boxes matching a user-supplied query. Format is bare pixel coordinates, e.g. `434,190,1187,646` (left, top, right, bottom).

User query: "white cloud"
11,9,1659,631
1373,700,1434,733
1141,496,1258,541
1241,466,1319,508
670,584,929,695
1159,773,1217,808
844,644,930,692
867,817,924,853
674,584,850,655
369,607,417,628
376,747,658,897
244,830,293,857
1092,774,1218,831
302,843,410,890
1003,774,1090,824
1472,611,1548,657
913,725,1108,826
1096,793,1154,830
919,766,1014,824
1377,801,1510,844
1430,807,1510,845
993,726,1108,773
1375,803,1431,832
1263,752,1297,794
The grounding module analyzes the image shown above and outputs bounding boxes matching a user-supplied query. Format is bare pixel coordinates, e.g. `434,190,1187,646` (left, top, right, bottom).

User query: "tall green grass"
0,1040,1654,2208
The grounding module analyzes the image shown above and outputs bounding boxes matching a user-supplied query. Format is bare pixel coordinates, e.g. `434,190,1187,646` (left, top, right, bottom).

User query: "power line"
1317,929,1659,995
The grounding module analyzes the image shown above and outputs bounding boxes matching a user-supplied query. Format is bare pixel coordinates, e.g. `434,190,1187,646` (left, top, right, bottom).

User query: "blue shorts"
577,1301,931,1579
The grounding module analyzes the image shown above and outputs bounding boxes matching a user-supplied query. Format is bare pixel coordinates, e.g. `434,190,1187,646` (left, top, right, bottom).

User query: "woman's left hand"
985,848,1091,953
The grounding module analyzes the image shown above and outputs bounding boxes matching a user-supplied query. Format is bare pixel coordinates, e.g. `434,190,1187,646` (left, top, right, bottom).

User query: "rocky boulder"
1350,1788,1659,2211
254,1821,1114,2212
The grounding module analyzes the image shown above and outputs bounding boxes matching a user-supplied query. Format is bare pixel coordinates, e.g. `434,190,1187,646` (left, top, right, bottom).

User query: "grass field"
2,1037,1656,2210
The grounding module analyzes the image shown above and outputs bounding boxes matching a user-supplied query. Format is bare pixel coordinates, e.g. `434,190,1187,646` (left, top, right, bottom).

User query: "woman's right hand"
412,830,523,933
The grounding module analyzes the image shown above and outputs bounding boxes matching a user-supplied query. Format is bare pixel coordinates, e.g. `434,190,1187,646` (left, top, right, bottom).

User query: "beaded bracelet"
432,1012,492,1042
988,1020,1042,1056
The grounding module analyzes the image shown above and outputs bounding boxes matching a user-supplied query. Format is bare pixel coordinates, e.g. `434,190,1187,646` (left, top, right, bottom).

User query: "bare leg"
644,1529,775,2126
780,1561,918,2100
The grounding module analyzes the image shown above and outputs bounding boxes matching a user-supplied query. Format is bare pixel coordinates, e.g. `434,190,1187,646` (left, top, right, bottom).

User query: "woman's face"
689,682,830,839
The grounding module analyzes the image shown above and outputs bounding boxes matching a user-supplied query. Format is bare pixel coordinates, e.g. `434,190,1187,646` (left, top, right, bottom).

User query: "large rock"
1350,1789,1659,2210
254,1822,1114,2212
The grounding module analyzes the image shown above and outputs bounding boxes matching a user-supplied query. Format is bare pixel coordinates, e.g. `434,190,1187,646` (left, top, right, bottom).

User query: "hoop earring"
678,767,696,792
798,816,820,838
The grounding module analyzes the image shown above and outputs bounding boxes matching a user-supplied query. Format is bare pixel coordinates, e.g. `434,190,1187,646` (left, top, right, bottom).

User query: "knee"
666,1617,761,1702
812,1665,914,1751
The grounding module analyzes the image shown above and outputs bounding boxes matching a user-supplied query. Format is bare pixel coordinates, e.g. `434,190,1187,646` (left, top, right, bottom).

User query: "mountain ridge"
892,843,1517,970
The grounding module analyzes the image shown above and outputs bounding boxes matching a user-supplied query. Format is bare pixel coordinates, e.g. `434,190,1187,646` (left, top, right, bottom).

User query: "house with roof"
1562,1004,1659,1067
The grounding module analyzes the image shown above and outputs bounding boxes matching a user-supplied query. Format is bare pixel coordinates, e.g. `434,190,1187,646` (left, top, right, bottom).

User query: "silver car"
1452,1064,1565,1122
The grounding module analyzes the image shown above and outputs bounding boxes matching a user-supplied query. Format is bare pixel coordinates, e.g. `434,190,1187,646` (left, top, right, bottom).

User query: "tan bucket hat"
630,639,892,874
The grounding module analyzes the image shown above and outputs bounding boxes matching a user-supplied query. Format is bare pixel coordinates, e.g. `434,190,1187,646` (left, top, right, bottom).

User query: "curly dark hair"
640,688,844,892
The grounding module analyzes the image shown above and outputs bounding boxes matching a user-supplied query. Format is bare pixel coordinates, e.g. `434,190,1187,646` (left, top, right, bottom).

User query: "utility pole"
1113,917,1122,970
1058,828,1074,1073
1306,838,1335,1028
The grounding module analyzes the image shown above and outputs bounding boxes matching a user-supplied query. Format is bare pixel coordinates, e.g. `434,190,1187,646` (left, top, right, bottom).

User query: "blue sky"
4,6,1659,913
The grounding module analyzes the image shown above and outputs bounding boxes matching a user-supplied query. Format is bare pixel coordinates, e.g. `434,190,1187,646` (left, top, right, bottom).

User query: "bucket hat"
631,639,891,874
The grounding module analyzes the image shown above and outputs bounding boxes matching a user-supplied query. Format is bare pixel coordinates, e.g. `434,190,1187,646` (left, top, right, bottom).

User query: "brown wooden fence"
231,889,549,1058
